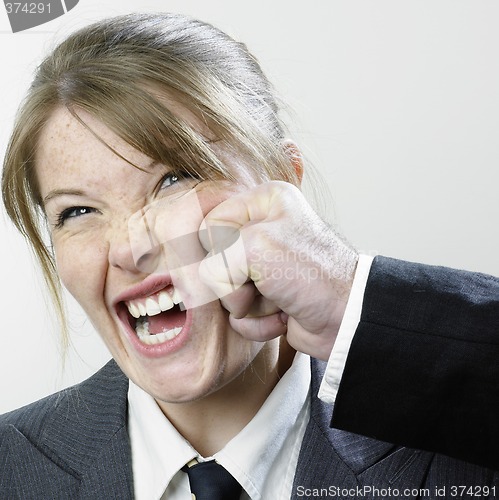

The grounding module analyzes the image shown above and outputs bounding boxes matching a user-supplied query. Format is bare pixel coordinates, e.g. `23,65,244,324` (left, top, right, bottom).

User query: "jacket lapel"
2,360,133,499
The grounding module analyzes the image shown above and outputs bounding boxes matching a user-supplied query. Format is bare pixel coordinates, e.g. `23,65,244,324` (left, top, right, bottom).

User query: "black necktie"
182,460,242,500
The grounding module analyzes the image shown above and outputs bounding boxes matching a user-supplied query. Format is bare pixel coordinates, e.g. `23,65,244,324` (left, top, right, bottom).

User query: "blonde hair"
2,13,298,345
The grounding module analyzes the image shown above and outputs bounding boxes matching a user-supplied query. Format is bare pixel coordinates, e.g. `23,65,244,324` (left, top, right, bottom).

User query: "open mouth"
123,287,187,345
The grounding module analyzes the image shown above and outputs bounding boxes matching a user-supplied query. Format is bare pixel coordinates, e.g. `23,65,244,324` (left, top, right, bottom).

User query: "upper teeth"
126,288,182,318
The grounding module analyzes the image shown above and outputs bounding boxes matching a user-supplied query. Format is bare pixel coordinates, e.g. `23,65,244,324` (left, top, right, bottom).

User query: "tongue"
148,307,186,335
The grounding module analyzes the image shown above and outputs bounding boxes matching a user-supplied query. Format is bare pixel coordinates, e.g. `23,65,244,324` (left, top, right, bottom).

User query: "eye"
158,171,201,194
159,173,179,190
55,206,96,228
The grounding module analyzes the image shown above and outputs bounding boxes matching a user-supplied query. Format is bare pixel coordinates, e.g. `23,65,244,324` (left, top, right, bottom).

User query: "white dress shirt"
128,352,311,500
128,255,375,499
318,254,374,403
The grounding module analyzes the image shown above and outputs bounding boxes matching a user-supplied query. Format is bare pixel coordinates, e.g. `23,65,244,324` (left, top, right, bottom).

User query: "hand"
198,181,358,361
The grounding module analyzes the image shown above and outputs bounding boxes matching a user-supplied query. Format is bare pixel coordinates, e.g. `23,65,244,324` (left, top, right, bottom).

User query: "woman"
1,12,496,500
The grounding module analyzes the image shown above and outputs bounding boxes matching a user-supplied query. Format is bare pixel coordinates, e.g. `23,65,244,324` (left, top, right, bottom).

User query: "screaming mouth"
124,287,186,345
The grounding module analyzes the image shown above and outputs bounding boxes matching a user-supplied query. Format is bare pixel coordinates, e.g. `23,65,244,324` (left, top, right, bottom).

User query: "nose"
108,209,162,274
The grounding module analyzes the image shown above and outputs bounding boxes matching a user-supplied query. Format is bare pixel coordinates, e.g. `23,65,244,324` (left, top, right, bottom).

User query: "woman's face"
36,105,276,405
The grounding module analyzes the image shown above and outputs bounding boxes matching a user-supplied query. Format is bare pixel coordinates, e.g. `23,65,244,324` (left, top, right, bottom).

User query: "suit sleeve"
331,255,499,470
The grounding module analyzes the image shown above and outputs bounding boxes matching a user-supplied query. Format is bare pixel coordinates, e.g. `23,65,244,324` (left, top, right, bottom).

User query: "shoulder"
0,359,127,442
0,361,132,497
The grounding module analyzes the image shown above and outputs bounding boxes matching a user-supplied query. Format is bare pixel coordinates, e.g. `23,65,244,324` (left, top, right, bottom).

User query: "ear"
282,139,304,186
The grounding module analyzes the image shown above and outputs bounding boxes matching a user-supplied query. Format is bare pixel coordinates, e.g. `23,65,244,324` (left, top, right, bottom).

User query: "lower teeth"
135,317,182,345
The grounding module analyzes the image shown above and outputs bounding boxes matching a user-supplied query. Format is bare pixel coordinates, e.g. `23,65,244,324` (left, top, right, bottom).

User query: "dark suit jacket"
1,357,497,499
332,256,499,470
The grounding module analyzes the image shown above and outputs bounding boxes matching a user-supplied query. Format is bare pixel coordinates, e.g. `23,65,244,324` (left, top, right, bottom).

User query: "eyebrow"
43,189,86,204
41,159,163,206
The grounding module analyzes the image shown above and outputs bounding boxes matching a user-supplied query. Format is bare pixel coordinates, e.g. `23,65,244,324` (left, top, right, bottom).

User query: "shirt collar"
128,380,197,500
128,352,311,500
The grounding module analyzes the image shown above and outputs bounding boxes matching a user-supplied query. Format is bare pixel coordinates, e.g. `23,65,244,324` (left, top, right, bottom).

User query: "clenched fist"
199,181,358,361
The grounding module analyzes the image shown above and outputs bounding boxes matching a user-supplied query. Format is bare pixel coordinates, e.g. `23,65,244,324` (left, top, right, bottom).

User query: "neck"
157,338,295,457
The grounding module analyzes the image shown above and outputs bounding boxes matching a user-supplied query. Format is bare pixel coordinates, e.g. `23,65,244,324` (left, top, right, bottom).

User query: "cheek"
53,234,108,308
196,182,253,214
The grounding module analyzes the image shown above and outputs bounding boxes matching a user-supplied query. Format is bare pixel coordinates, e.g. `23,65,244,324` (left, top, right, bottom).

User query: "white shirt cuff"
318,254,374,404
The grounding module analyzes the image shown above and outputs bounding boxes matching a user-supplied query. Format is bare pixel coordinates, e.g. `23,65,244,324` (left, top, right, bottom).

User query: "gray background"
1,0,498,413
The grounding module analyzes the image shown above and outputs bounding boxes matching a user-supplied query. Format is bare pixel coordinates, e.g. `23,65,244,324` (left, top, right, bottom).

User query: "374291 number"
5,3,51,14
450,485,497,497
